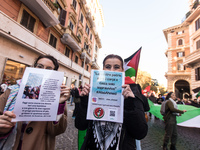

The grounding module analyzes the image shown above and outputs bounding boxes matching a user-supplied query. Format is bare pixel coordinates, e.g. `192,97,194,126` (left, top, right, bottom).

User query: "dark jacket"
70,87,79,98
75,84,148,150
163,100,184,121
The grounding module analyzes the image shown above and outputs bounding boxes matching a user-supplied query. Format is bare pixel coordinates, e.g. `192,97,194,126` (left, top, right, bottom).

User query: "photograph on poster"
22,73,43,100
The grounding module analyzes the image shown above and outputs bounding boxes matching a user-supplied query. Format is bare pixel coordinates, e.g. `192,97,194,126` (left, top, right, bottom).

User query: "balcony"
86,12,95,28
61,27,81,52
183,49,200,67
20,0,59,27
81,49,91,64
91,61,99,69
184,5,200,23
95,32,102,48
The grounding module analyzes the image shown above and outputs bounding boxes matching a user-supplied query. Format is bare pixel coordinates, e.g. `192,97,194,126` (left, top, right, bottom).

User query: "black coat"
75,84,148,150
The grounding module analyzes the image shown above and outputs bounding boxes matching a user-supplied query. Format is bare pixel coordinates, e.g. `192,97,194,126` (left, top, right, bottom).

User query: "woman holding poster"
75,54,148,150
0,55,70,150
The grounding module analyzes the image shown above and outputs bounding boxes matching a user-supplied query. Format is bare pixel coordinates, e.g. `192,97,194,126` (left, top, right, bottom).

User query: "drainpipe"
82,53,86,85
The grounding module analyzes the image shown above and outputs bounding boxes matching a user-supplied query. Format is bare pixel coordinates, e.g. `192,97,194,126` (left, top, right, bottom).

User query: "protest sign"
87,70,125,123
12,67,64,122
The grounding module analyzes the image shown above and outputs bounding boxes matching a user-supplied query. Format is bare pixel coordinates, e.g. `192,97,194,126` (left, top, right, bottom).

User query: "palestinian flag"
196,91,200,98
142,85,151,94
148,100,200,128
124,47,141,84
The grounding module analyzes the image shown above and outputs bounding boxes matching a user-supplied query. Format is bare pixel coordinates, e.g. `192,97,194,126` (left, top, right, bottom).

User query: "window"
49,34,57,48
88,49,91,54
177,52,185,57
176,31,184,35
86,65,89,71
63,77,68,85
75,55,78,64
65,47,70,57
81,61,84,67
20,9,36,32
195,18,200,31
59,9,67,26
72,0,77,10
80,13,84,23
195,67,200,81
90,34,92,40
177,63,185,71
77,34,82,42
84,42,89,50
196,40,200,50
69,21,74,31
95,45,98,52
178,39,183,45
3,60,27,84
86,24,90,35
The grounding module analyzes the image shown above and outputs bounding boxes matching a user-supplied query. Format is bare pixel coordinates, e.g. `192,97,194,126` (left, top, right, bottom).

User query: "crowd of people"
0,54,199,150
22,85,41,99
148,92,200,108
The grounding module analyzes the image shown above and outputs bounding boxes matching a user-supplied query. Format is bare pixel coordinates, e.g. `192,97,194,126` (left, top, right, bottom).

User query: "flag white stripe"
177,115,200,128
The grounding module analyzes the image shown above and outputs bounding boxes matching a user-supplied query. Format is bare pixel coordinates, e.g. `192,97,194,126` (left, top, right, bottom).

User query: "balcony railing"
61,27,81,52
91,61,99,69
20,0,59,27
81,49,91,64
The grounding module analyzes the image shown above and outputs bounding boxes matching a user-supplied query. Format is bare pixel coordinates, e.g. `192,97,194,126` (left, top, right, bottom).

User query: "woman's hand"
80,83,90,96
122,84,135,99
0,111,16,135
59,84,70,103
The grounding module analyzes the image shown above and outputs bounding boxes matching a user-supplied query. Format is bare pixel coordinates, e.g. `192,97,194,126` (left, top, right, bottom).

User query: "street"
55,104,200,150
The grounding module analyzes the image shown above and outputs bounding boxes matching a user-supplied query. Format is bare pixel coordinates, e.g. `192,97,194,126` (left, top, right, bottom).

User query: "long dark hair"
166,92,173,100
33,55,59,70
103,54,123,69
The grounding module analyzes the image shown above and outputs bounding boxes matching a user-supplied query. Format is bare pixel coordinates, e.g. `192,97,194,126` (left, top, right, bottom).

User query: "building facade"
163,0,200,99
183,0,200,97
0,0,104,88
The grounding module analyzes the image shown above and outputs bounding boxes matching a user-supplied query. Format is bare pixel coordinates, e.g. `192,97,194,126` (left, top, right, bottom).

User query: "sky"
97,0,189,88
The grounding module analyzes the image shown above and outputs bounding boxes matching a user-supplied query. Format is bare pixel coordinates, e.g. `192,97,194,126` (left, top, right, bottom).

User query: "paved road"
141,115,200,150
55,105,200,150
55,103,78,150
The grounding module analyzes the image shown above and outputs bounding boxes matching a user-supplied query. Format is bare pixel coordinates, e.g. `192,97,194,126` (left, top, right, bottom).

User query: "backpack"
160,100,168,116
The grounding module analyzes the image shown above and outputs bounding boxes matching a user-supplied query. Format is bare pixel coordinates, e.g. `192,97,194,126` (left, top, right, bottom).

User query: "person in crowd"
163,92,186,150
71,84,80,119
75,54,148,150
78,85,83,95
0,83,8,95
191,99,200,108
70,84,76,106
157,94,164,104
176,98,184,105
0,55,70,150
184,99,191,105
149,93,157,119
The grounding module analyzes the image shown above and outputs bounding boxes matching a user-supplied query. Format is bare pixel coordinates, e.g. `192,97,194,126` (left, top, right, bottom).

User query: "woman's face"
35,58,55,70
103,58,124,72
170,92,176,100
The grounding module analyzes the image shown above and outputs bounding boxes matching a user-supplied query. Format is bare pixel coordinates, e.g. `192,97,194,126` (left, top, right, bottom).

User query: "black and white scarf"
93,121,122,150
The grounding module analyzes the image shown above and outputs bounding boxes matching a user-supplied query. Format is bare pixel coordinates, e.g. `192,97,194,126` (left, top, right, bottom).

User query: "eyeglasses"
35,63,54,70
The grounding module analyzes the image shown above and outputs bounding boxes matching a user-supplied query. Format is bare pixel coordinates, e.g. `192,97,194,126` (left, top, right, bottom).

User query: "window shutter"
59,9,67,26
28,16,36,32
183,52,185,56
20,10,29,27
53,37,57,48
195,68,198,80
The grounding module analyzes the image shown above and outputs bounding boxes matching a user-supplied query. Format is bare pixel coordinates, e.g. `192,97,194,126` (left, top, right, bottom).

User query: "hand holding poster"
12,67,64,122
87,70,125,123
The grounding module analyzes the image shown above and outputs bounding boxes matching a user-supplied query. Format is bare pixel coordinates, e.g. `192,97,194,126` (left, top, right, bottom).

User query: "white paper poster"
12,67,64,122
87,70,125,123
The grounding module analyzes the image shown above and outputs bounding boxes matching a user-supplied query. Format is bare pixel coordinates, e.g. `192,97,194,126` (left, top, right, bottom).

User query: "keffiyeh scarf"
93,121,122,150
